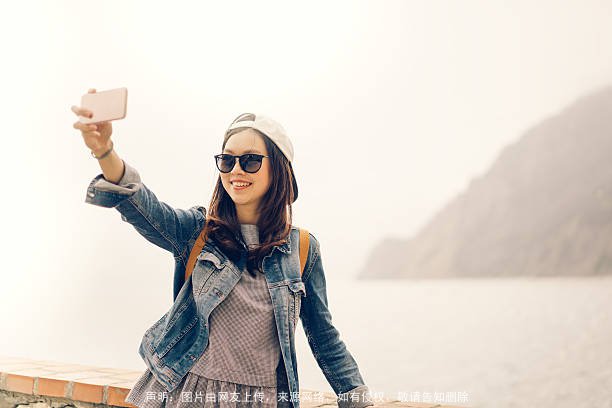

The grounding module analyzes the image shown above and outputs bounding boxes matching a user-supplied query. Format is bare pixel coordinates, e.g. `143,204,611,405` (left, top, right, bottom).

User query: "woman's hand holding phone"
71,88,125,183
71,88,114,156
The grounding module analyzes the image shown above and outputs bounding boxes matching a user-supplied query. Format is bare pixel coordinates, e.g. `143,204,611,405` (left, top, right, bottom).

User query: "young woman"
71,89,374,408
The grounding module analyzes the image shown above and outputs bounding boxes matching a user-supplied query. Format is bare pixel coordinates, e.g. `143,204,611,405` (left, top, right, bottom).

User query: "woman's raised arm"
72,89,206,262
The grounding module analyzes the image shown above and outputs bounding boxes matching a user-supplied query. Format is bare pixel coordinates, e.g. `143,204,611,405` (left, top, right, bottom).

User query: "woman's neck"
235,205,259,224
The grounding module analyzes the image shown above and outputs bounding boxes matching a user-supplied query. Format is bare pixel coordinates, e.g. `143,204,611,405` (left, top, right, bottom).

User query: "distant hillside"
361,86,612,278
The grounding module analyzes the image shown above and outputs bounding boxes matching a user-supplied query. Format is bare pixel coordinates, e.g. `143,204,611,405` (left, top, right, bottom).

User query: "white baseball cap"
224,113,298,202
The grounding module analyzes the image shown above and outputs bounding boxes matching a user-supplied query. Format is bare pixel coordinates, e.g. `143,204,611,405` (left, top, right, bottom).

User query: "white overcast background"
1,0,611,369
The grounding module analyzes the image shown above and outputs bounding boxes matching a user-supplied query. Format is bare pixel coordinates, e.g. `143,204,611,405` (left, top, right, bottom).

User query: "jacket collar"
275,230,292,254
235,228,292,254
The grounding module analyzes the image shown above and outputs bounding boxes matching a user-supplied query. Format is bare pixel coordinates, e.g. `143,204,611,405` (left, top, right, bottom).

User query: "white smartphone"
79,87,128,124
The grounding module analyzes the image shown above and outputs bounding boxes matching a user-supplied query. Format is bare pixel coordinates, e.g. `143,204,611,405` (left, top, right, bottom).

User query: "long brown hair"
203,116,297,277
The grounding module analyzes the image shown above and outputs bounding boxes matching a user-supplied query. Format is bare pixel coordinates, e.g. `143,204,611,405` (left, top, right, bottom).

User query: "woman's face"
220,129,272,213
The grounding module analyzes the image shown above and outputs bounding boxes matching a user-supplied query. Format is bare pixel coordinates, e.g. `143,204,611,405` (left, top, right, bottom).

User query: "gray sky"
1,0,611,326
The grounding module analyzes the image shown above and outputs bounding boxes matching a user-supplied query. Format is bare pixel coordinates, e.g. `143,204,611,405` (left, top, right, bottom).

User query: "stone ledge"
0,355,467,408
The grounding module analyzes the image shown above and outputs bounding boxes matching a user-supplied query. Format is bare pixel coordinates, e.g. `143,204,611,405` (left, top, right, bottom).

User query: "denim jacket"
84,160,374,408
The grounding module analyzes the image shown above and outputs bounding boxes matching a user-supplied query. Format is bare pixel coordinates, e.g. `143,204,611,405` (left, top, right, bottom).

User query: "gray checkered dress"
125,224,290,408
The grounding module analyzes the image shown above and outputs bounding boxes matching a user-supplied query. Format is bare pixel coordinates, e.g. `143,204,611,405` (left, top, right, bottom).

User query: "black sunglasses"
214,153,269,173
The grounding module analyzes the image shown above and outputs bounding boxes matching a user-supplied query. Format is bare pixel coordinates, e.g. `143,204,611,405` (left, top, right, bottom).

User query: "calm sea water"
5,276,612,408
310,276,612,408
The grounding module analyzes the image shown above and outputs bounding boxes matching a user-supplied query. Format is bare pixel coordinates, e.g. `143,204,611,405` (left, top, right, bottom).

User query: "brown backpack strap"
185,223,209,283
298,228,309,277
184,226,310,283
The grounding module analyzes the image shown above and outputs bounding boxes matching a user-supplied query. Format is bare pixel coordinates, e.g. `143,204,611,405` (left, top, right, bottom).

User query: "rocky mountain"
361,86,612,278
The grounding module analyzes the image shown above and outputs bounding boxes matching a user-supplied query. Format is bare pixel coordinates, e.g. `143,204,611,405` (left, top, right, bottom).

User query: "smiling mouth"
231,181,252,190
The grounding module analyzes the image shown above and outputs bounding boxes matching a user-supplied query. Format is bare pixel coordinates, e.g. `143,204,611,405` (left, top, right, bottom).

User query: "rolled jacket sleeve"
85,159,142,198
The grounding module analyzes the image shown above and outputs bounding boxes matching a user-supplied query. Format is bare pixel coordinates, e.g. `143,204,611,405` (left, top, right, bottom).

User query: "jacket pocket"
194,251,226,296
